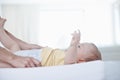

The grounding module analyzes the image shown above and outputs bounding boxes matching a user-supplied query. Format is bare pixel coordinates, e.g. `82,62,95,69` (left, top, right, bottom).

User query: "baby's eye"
78,45,80,48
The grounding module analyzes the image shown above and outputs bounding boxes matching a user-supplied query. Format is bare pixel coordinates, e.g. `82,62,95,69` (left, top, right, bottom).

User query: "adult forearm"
0,47,15,64
0,60,13,68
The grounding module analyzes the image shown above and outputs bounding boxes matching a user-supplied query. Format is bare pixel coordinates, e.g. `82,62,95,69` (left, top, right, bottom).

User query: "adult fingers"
26,58,37,67
31,58,41,67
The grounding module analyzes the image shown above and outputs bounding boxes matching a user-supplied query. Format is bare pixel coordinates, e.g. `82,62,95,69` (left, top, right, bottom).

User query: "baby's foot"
0,17,6,28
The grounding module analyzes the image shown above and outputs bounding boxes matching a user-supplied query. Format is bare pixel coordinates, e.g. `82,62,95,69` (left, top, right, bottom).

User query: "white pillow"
0,60,104,80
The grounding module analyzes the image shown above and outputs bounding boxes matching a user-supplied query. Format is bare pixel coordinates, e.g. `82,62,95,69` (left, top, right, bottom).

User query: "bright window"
1,0,119,48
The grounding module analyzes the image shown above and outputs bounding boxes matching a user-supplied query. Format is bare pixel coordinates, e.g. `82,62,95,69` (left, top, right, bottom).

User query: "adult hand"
9,55,41,68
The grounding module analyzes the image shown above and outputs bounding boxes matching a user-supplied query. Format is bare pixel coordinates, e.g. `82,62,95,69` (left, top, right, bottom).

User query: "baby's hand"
70,29,80,46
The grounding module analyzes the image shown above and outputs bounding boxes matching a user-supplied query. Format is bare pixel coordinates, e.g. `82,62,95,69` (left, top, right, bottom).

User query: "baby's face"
76,43,95,63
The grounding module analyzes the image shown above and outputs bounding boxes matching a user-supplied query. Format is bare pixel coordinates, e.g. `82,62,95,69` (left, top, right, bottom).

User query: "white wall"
0,0,120,61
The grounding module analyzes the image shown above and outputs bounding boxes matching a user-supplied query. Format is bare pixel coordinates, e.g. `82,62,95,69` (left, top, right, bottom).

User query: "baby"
0,17,102,67
37,30,102,66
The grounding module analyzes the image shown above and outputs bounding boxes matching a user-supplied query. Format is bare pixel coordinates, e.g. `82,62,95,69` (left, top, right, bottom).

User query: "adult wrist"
7,54,17,64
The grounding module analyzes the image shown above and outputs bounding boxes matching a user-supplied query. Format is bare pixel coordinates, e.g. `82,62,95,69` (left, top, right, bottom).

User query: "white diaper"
15,49,42,61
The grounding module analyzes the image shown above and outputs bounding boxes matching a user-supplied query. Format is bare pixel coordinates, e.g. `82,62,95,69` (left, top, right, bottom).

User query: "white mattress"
104,61,120,80
0,60,104,80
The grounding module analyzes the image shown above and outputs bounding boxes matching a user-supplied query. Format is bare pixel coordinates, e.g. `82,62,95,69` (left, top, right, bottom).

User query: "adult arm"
0,47,41,68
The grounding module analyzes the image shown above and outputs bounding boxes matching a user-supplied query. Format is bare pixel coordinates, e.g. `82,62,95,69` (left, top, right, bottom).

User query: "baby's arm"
64,30,80,64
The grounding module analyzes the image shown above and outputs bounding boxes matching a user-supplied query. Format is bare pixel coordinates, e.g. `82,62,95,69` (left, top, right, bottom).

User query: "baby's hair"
91,43,102,60
83,43,102,62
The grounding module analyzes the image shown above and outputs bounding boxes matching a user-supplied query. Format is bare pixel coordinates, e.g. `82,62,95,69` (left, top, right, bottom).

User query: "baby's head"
76,42,102,63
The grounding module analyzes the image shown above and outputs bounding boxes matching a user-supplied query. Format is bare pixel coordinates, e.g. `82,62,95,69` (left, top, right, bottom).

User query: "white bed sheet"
0,60,104,80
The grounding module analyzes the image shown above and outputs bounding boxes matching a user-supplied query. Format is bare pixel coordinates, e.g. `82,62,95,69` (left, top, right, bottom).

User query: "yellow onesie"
41,47,65,66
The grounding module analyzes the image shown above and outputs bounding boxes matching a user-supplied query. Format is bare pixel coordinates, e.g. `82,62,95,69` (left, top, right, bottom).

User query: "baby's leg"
5,30,43,50
0,17,20,52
